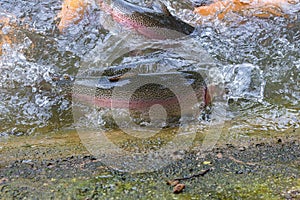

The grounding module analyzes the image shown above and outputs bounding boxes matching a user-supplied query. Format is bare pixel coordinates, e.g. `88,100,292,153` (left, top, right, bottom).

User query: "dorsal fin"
152,1,172,16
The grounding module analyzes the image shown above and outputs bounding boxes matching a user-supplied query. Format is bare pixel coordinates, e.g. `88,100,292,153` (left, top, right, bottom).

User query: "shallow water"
0,0,299,138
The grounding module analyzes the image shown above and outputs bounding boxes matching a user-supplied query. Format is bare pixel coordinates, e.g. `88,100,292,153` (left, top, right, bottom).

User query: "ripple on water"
0,0,299,136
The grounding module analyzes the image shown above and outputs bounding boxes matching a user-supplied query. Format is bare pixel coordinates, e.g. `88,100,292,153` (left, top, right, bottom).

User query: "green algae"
0,128,299,199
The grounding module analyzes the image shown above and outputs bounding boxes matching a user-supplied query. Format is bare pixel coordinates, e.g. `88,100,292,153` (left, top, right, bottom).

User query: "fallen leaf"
203,161,212,165
173,183,185,194
166,180,179,186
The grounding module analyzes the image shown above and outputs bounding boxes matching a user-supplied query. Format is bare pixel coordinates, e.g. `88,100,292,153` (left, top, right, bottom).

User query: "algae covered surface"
0,128,299,199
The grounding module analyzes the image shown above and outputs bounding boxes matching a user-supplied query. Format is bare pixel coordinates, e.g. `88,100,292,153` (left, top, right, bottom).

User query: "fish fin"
159,2,172,16
108,72,136,82
192,0,215,7
152,1,172,16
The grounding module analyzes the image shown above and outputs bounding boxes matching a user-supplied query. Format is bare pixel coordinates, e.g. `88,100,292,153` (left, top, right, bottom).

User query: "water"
0,0,299,136
199,16,300,133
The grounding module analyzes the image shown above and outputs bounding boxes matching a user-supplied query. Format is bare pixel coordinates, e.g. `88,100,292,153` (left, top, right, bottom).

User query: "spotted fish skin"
58,0,195,39
72,69,210,123
99,0,195,39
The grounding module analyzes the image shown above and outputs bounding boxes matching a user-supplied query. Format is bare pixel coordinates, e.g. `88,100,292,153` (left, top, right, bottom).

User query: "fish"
71,66,211,123
58,0,195,39
98,0,195,39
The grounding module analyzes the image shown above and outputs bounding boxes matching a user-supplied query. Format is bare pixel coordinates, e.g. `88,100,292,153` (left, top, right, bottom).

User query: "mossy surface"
0,129,299,199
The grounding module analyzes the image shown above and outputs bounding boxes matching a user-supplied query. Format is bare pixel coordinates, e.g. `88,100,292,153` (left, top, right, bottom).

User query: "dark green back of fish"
110,0,195,38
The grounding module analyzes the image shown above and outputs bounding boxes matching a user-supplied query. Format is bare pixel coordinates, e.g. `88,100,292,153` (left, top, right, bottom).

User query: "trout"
72,67,211,123
58,0,195,39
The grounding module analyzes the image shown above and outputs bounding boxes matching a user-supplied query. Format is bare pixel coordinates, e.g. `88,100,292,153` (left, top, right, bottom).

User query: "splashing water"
0,0,299,137
192,6,300,133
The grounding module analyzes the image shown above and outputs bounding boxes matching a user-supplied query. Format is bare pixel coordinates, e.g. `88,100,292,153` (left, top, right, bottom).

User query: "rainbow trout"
58,0,195,39
99,0,195,39
72,66,211,123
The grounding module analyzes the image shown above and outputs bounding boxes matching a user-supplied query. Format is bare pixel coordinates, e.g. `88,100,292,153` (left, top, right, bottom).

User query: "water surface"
0,0,299,138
